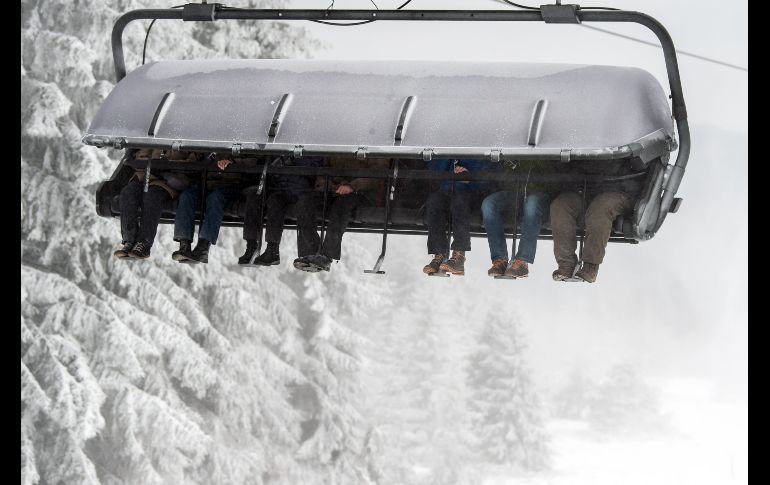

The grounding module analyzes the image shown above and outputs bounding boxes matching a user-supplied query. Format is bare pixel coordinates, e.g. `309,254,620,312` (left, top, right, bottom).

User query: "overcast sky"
285,0,748,398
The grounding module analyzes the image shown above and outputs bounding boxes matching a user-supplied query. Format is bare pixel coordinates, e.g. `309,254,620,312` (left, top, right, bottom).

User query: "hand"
453,165,468,174
335,184,354,195
217,159,232,171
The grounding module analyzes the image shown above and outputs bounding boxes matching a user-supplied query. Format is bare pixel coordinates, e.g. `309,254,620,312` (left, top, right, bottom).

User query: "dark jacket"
427,159,500,194
499,159,559,196
558,159,644,199
270,156,324,192
314,157,390,202
133,149,201,199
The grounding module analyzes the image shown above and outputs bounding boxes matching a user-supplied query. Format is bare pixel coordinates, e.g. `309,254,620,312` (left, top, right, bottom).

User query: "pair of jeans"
119,179,171,246
174,185,242,245
425,190,472,254
481,191,550,264
550,191,632,266
294,191,364,260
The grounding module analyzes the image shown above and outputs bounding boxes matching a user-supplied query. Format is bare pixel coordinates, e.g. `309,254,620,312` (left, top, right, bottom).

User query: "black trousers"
244,190,320,258
295,191,364,260
425,190,472,254
119,179,171,246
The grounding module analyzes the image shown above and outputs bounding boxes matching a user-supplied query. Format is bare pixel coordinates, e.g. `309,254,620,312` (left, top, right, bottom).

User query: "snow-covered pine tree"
21,1,376,483
466,311,551,471
551,367,598,420
587,363,669,436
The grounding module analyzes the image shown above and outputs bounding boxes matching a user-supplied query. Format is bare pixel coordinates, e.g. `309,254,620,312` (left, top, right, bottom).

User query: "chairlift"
84,3,689,274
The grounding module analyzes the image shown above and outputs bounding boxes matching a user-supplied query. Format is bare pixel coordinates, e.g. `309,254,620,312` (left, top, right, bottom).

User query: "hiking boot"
575,262,599,283
128,241,151,259
172,240,193,262
253,243,280,266
113,242,134,259
188,239,210,264
293,256,314,271
238,239,260,265
505,259,529,278
487,259,508,277
552,264,576,281
423,253,445,275
307,254,332,272
440,250,466,275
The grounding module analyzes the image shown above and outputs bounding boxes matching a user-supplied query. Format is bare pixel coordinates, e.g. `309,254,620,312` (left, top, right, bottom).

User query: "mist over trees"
21,1,553,484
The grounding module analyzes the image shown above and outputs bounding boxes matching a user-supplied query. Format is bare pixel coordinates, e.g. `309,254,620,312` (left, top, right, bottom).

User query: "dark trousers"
245,190,319,258
294,191,364,260
550,191,632,266
119,179,171,246
425,190,472,254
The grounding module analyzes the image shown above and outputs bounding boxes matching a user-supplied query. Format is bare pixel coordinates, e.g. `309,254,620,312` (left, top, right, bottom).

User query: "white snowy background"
20,0,747,484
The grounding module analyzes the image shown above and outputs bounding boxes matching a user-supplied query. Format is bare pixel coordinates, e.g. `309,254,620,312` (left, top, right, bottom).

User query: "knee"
481,196,497,218
178,189,196,207
550,192,579,219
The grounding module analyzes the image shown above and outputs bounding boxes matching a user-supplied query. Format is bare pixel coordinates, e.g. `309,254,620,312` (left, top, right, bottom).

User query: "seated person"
294,156,390,272
113,148,200,259
172,154,261,264
238,155,324,265
550,159,642,283
423,159,499,276
481,160,556,278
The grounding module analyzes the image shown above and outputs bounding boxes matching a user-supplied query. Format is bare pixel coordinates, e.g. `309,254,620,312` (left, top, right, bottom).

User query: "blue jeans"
174,186,242,245
481,191,550,264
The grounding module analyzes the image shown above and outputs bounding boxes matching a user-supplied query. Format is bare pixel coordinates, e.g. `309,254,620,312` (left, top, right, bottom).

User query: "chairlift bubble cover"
84,59,674,162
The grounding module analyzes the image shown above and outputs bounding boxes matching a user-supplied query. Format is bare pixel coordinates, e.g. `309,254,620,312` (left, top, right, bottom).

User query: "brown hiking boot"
575,262,599,283
440,250,466,275
505,259,529,278
487,259,508,277
423,253,445,275
552,264,576,281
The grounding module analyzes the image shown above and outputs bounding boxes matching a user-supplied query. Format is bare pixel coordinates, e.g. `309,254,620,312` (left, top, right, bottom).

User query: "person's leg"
174,187,200,243
243,188,264,242
582,192,632,265
481,190,515,262
515,192,550,264
319,193,362,260
199,186,242,245
449,191,472,252
425,191,450,254
294,191,321,258
136,186,171,246
118,179,143,244
264,191,293,246
549,191,582,272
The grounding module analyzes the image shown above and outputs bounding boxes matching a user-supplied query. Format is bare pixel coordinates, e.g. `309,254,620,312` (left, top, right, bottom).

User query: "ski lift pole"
317,175,330,254
251,157,274,260
577,178,587,276
143,157,152,193
365,159,398,274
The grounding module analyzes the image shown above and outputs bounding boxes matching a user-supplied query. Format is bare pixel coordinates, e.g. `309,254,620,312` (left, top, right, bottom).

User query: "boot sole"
253,260,280,266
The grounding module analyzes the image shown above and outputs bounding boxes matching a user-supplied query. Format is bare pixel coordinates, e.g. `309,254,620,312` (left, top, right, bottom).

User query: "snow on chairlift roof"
84,59,674,162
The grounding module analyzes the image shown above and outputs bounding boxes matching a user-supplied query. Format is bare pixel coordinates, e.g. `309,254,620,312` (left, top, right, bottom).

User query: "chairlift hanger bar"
110,3,689,234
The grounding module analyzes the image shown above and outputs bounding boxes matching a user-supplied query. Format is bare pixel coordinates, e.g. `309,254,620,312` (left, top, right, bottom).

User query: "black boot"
189,239,211,264
238,240,260,265
172,240,193,262
253,242,280,266
128,241,152,259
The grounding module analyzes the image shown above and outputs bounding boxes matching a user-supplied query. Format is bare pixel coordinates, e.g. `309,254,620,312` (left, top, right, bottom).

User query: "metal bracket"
112,137,126,149
540,4,581,24
559,149,572,163
231,144,242,156
356,147,368,160
422,149,434,161
293,146,304,158
182,3,218,21
490,149,502,163
171,140,182,151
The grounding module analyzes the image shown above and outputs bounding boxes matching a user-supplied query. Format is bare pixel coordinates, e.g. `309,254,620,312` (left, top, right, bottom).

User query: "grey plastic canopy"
83,59,674,163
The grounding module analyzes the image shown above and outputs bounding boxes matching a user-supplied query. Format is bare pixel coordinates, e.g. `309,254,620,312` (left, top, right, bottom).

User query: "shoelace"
133,242,147,252
450,251,465,261
432,254,444,263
